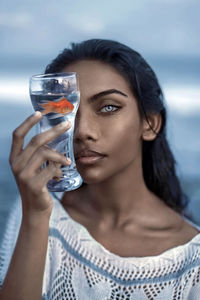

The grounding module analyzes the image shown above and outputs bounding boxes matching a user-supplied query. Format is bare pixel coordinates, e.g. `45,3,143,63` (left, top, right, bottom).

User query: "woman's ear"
142,113,162,141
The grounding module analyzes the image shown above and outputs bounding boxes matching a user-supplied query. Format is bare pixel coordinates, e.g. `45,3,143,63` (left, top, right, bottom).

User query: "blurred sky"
0,0,200,113
0,0,200,225
1,0,200,57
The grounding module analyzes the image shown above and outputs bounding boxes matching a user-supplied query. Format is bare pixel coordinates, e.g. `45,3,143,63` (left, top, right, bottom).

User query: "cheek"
107,118,142,162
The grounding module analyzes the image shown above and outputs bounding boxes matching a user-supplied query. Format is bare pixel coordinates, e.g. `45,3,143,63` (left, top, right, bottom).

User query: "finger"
20,120,71,167
9,111,42,163
32,161,63,188
20,146,71,176
51,161,64,181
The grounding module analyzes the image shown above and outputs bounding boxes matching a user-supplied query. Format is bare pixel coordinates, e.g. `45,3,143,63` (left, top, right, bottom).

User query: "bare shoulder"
131,198,200,251
161,205,200,245
180,217,200,240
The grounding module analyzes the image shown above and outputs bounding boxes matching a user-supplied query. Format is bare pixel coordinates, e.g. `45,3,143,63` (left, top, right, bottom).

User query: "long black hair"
45,39,189,214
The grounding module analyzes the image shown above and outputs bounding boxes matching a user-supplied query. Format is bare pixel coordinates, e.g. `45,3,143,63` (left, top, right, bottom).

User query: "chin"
80,174,104,185
77,166,108,185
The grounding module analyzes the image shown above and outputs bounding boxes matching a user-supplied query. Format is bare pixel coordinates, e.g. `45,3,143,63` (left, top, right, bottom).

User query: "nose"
74,107,99,144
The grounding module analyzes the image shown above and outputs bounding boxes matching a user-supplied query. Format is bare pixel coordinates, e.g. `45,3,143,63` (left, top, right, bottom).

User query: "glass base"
47,173,83,192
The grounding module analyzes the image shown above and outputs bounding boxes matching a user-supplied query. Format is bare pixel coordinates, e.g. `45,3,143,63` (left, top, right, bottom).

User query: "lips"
75,149,106,164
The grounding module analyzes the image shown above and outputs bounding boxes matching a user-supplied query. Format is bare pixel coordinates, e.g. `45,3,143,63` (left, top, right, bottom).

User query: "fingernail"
59,121,71,128
34,111,42,117
62,158,71,167
66,157,72,164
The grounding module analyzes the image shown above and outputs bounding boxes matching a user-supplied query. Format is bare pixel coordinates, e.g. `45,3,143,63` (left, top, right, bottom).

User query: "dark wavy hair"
45,39,189,214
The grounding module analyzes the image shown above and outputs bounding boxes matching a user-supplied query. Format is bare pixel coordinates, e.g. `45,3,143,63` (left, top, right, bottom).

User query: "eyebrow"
89,89,128,102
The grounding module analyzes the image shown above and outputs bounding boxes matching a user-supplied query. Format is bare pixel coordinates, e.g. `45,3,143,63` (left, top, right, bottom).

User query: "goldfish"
39,96,74,115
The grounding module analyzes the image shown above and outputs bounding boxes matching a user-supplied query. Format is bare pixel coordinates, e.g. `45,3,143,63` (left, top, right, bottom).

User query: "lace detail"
1,198,200,299
42,200,200,299
0,199,22,287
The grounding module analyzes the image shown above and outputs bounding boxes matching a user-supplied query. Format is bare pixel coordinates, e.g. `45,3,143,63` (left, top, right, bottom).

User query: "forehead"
62,60,133,98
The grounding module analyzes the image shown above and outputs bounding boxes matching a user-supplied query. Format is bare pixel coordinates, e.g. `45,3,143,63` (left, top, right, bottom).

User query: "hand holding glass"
29,72,83,192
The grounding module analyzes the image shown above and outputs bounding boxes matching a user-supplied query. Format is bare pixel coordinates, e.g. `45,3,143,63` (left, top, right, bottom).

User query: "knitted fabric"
1,197,200,299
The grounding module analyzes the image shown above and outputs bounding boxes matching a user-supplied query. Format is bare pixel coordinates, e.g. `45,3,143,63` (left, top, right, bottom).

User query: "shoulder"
156,204,200,248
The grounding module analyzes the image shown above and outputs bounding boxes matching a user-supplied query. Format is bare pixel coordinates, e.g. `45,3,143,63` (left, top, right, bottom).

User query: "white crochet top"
1,197,200,300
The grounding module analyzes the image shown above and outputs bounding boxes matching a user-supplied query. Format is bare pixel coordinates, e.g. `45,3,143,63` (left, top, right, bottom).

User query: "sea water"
30,91,83,191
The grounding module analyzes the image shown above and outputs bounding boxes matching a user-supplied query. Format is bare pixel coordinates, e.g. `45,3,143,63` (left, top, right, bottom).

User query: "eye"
100,105,119,113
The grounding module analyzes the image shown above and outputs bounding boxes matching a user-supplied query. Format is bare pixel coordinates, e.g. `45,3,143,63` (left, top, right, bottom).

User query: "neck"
82,157,159,228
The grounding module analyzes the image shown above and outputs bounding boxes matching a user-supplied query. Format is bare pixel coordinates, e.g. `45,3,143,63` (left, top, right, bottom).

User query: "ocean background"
0,56,200,244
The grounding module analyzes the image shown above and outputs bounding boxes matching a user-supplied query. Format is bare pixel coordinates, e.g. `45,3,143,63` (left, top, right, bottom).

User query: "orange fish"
39,97,74,115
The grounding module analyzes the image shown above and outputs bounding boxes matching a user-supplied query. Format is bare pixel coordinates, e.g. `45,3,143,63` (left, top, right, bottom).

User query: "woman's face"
62,60,144,184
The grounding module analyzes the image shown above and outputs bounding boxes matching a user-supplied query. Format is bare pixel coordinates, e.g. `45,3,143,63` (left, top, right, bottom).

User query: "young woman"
1,39,200,299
